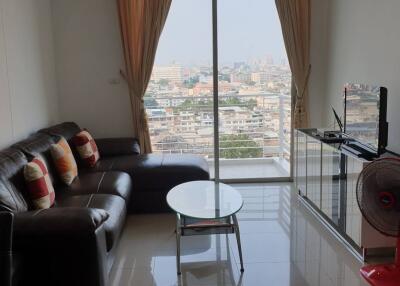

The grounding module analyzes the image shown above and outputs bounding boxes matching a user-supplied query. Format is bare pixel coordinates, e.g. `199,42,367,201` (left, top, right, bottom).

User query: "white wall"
52,0,400,152
51,0,134,138
0,0,58,149
308,0,329,127
309,0,400,153
51,0,326,139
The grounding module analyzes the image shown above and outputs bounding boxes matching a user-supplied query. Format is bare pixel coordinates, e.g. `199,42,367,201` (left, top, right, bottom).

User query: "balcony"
146,92,291,180
211,158,290,180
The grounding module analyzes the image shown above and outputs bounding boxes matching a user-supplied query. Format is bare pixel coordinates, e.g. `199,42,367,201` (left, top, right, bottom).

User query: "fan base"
361,264,400,286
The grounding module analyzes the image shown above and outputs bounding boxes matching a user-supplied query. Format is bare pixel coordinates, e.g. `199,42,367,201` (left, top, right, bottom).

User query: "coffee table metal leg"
176,214,182,275
232,214,244,272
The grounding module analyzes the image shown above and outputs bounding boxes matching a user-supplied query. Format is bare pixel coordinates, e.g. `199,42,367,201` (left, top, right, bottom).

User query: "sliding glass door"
217,0,291,180
145,0,291,181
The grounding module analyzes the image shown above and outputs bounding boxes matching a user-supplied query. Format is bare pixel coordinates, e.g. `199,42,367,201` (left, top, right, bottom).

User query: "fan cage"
356,157,400,238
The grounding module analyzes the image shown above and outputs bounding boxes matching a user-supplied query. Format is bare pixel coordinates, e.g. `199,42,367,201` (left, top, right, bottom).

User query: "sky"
154,0,288,67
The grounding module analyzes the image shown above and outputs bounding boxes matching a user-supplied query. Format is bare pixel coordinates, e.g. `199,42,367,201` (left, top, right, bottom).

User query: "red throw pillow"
24,156,55,209
72,130,100,167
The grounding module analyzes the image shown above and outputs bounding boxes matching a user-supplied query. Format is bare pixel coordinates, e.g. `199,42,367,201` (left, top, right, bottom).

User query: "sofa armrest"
95,137,141,157
13,207,108,241
13,208,109,286
0,212,13,286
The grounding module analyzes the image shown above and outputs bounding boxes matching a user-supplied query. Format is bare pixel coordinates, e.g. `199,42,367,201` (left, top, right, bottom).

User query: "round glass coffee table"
167,180,244,275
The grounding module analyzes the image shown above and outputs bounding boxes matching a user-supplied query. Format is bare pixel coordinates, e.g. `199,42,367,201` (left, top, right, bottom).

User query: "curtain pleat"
275,0,311,128
117,0,172,153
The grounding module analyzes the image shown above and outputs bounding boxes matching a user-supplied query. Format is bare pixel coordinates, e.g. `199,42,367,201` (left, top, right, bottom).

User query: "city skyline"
145,59,291,165
152,55,289,69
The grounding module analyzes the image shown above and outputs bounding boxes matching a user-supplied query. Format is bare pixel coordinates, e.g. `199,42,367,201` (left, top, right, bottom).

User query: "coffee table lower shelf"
175,213,244,275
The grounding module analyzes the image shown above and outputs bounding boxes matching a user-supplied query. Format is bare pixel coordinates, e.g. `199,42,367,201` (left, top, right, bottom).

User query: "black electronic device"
324,130,341,138
341,141,377,160
320,137,348,144
322,108,347,143
332,106,343,132
343,83,388,156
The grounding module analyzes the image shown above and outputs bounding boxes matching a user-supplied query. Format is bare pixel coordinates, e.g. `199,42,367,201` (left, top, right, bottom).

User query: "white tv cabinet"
294,129,396,261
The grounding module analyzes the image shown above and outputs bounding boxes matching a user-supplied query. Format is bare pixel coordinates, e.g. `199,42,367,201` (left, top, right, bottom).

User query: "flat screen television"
344,83,388,155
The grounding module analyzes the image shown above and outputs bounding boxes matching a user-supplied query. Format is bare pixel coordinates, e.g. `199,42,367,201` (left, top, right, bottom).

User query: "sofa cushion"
160,154,210,183
95,138,141,157
81,154,210,212
24,156,55,209
83,155,142,174
72,130,100,167
57,171,131,201
57,194,126,251
50,137,78,185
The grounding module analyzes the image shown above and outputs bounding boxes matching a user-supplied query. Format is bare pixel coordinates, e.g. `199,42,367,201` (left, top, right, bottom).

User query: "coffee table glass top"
166,181,243,219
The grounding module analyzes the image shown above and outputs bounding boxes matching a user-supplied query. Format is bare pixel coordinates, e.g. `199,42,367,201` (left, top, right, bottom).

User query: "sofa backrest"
39,122,81,141
0,123,83,213
39,122,83,166
0,148,29,212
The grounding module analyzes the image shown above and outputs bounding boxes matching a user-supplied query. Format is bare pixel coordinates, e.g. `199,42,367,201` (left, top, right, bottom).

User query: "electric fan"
356,158,400,286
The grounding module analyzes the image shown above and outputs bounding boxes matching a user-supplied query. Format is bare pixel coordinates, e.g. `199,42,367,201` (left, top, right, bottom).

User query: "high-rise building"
265,54,274,65
230,73,251,84
251,72,269,84
233,62,246,70
152,65,184,83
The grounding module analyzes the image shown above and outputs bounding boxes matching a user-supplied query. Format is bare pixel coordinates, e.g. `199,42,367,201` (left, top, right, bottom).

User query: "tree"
174,99,212,112
220,134,262,159
219,74,231,82
222,97,241,107
144,98,158,108
158,79,170,86
247,99,257,109
183,76,200,89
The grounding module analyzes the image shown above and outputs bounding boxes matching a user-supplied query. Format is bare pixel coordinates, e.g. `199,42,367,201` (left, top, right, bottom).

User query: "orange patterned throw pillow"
72,130,100,167
50,137,78,185
24,156,55,209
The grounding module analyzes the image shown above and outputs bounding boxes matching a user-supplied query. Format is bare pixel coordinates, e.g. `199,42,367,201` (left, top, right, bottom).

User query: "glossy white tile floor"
110,183,369,286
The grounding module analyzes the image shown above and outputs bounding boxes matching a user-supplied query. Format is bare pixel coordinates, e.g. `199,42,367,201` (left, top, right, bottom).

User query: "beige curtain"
117,0,172,153
275,0,311,128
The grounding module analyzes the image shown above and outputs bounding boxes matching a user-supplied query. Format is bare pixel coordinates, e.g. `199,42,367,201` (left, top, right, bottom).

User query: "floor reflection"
152,234,243,286
111,183,368,286
175,235,243,286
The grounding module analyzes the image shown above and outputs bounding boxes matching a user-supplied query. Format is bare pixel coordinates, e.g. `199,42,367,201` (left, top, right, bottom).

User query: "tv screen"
344,83,387,154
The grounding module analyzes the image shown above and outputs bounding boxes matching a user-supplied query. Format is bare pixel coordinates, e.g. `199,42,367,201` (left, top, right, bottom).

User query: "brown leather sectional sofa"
0,211,12,286
0,122,209,286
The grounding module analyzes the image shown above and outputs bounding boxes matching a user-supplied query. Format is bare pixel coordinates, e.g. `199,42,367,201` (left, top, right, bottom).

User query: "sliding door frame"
212,0,220,182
